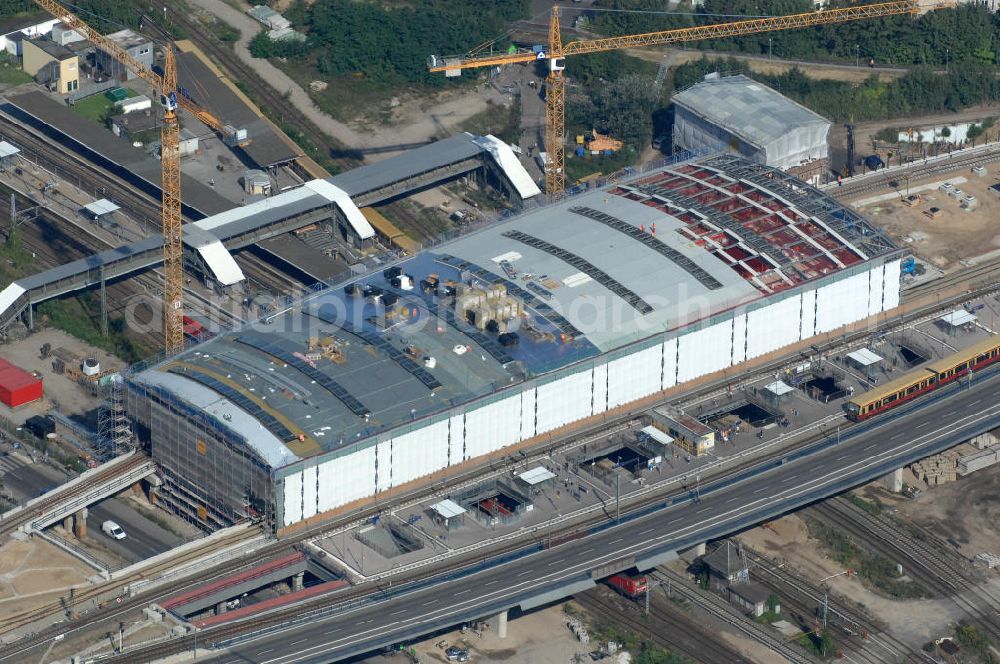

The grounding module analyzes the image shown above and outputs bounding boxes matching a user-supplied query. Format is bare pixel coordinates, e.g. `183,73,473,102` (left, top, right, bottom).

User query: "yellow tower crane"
32,0,248,354
429,0,952,197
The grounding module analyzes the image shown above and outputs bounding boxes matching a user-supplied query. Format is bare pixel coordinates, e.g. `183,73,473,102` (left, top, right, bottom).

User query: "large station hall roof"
132,154,896,468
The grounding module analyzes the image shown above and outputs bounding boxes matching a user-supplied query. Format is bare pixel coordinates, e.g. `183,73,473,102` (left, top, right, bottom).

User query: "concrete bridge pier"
882,467,903,493
685,542,707,557
489,609,508,639
63,513,74,533
292,572,304,592
73,508,87,539
216,601,227,615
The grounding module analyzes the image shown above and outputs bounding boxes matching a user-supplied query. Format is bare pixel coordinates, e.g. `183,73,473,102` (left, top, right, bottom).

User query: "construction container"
0,358,42,408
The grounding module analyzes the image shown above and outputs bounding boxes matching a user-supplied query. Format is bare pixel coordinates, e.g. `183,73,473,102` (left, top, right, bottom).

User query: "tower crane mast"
32,0,200,354
430,0,952,197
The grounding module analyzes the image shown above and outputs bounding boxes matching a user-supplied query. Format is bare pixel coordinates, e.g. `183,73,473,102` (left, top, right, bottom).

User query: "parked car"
445,646,470,662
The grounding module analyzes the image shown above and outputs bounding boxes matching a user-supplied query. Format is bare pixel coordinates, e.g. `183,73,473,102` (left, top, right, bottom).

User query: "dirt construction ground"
362,603,589,664
0,537,93,628
885,463,1000,560
0,328,125,425
852,162,1000,270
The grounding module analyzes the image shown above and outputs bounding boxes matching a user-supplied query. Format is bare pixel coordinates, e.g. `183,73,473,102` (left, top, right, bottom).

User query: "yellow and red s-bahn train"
845,334,1000,421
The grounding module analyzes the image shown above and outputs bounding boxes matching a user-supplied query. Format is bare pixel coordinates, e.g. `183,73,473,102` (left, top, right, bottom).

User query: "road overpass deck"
198,365,1000,664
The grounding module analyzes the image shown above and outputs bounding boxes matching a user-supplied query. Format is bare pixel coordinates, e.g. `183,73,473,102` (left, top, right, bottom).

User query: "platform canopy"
518,466,556,486
83,199,121,218
846,348,882,367
0,141,20,159
431,498,466,519
764,380,795,396
939,310,977,327
640,425,675,446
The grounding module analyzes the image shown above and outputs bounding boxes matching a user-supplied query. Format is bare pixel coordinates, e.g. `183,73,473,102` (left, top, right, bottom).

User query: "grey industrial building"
123,154,901,531
673,74,831,184
95,29,153,81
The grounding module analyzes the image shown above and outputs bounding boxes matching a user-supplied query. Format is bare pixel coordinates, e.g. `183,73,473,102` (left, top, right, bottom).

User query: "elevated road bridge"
186,367,1000,664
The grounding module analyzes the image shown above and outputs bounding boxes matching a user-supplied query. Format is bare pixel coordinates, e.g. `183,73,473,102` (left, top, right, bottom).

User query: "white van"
102,520,126,540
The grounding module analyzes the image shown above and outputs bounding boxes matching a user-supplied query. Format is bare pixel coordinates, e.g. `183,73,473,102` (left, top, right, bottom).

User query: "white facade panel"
731,313,748,364
677,321,732,383
800,289,816,339
449,414,465,466
747,296,801,359
391,420,450,486
607,345,662,409
661,338,678,390
465,394,523,459
375,440,393,492
301,465,318,520
317,446,377,513
840,272,871,328
867,265,885,317
282,472,303,526
520,389,537,440
591,364,608,415
882,259,901,311
814,281,841,334
535,371,593,434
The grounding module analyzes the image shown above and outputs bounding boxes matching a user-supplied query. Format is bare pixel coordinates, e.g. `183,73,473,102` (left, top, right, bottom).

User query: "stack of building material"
970,429,1000,450
974,552,1000,569
957,447,1000,476
911,449,961,485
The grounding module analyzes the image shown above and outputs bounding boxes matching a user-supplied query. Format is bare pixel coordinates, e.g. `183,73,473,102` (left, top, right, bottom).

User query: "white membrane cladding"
302,465,318,520
278,263,899,525
607,344,662,409
536,370,593,433
592,363,608,415
283,471,303,525
465,393,523,458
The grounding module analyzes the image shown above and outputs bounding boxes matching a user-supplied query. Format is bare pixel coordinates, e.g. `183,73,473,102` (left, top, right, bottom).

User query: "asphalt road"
203,369,1000,664
0,455,183,564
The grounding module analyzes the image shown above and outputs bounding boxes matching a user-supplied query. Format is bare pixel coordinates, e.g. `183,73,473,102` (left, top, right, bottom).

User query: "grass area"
587,622,693,664
233,79,349,175
955,623,995,663
71,88,138,125
797,629,836,658
0,227,35,284
564,147,639,184
805,517,931,600
37,293,156,364
0,56,32,86
846,493,884,517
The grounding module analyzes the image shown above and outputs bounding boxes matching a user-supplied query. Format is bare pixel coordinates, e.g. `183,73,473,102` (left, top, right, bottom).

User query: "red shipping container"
0,358,43,408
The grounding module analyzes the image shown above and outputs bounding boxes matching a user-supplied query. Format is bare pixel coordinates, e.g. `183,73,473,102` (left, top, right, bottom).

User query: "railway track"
0,114,305,316
575,586,750,664
832,146,1000,200
1,525,260,635
0,454,150,541
809,497,1000,644
9,254,1000,660
740,548,920,664
651,568,818,664
153,4,356,177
